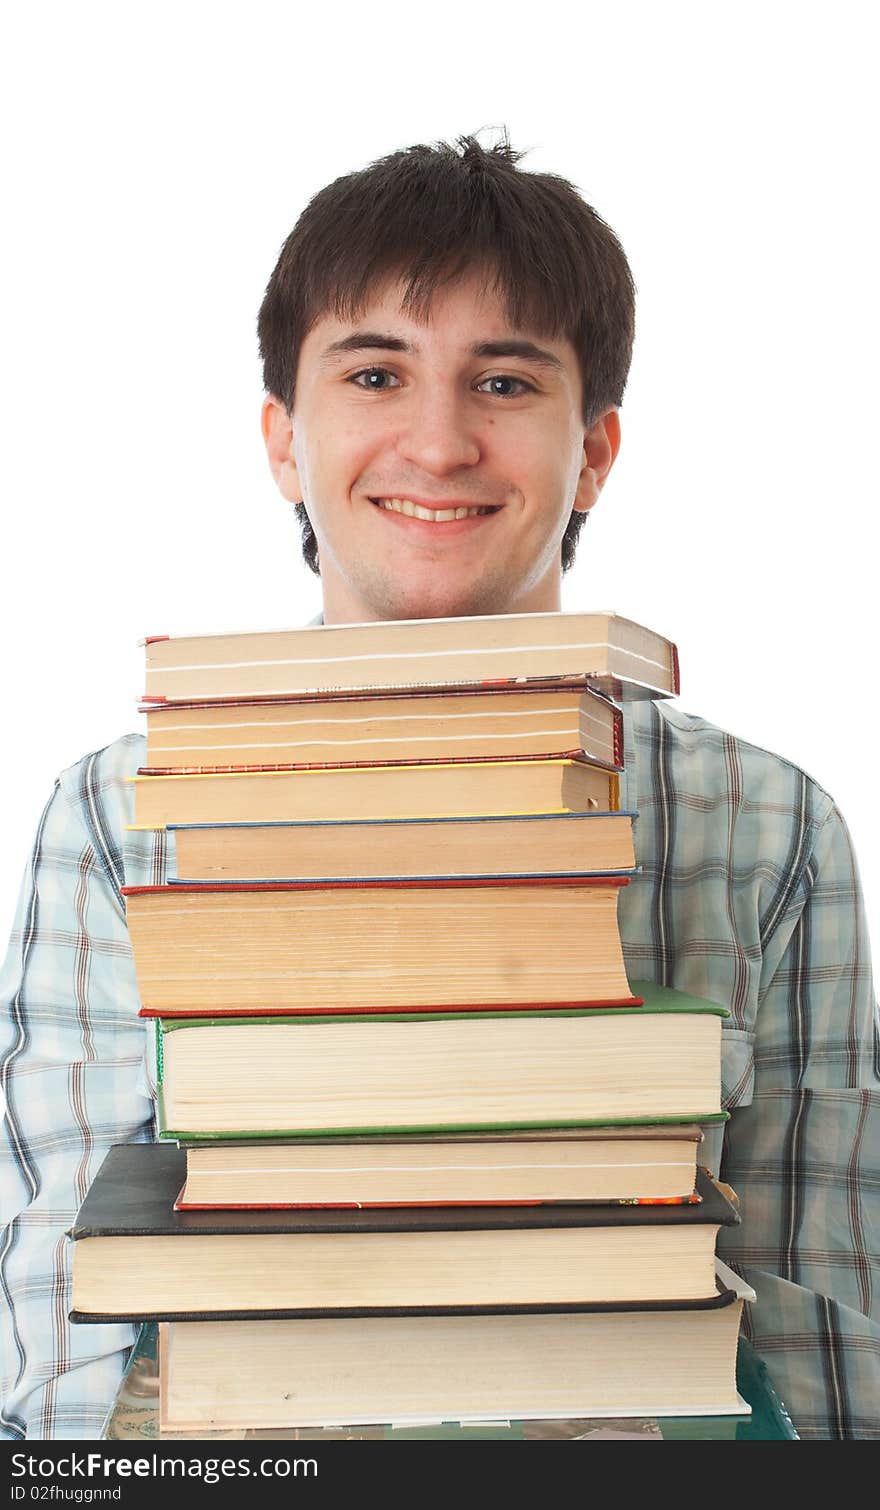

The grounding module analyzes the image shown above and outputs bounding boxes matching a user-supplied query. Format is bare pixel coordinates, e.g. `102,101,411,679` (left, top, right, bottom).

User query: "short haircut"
258,131,636,574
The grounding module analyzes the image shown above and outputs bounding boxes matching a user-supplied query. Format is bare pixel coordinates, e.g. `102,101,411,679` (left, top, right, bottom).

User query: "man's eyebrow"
469,340,565,372
320,332,413,362
319,333,565,372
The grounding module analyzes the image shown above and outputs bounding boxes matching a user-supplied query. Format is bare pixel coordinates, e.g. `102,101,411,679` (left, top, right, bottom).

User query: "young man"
1,136,877,1440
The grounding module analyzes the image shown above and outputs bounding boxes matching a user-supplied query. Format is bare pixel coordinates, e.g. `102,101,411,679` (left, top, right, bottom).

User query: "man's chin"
368,579,514,623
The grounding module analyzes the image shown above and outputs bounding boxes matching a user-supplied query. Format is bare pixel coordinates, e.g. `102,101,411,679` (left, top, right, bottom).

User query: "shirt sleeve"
0,766,155,1440
717,802,880,1439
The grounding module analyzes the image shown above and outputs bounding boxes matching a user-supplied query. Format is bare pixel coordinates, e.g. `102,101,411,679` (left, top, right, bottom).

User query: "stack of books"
68,610,754,1434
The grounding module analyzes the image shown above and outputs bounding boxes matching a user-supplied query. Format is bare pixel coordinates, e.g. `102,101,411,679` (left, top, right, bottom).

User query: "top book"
142,611,679,704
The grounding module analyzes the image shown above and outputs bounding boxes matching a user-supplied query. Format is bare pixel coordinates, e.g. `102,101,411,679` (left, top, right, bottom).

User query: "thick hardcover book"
141,610,679,703
173,1124,705,1209
166,809,637,885
106,1324,801,1440
155,1272,754,1432
123,875,638,1016
128,756,620,830
68,1146,738,1321
150,988,728,1140
141,683,624,773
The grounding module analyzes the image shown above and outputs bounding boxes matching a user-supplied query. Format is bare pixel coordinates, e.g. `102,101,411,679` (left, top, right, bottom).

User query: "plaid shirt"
1,701,877,1439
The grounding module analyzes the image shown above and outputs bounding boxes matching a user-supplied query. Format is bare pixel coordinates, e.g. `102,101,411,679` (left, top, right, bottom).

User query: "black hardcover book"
69,1143,740,1323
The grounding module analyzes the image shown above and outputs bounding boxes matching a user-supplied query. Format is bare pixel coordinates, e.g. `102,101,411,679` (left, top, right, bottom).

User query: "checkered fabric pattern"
2,700,877,1438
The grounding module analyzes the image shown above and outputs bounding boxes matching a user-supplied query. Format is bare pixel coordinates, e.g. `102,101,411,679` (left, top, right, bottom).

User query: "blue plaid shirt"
1,698,878,1438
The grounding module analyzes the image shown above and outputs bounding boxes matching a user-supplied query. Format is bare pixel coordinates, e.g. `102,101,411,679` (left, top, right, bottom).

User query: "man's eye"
476,375,534,398
349,367,401,391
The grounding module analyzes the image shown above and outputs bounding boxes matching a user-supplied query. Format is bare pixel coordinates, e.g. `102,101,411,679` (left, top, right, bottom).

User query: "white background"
2,2,878,948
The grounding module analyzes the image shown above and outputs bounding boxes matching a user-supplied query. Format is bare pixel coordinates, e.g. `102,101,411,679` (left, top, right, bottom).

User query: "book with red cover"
138,682,624,774
141,611,679,704
171,1125,705,1210
123,875,640,1017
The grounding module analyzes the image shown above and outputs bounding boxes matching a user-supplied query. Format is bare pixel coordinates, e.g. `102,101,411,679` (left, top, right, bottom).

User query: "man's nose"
394,388,482,474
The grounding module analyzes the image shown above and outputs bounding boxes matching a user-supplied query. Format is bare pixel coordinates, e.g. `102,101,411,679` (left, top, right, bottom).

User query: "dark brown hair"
258,131,635,574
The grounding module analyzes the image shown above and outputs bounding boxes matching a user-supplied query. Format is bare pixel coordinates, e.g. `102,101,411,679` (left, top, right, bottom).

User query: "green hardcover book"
152,983,729,1141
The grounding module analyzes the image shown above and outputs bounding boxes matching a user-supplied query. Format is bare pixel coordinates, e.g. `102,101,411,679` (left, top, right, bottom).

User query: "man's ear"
572,408,622,515
261,395,303,504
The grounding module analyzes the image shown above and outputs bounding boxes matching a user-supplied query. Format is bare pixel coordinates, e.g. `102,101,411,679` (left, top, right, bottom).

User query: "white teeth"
376,498,491,520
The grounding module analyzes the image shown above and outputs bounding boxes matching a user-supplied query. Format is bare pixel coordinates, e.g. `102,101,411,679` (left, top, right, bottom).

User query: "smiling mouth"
371,497,500,521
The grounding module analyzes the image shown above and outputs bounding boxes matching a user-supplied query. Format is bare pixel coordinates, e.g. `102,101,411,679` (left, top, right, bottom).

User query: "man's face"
263,272,619,623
